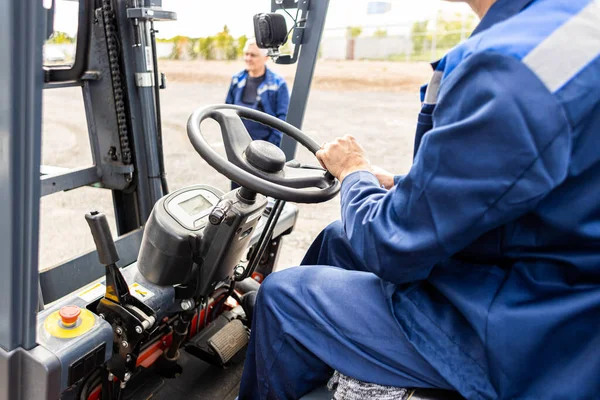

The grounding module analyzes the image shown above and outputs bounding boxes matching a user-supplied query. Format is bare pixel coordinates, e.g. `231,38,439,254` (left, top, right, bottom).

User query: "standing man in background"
225,39,290,189
225,38,290,146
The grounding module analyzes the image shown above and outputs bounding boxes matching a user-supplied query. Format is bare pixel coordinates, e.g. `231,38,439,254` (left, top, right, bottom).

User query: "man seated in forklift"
226,39,290,189
238,0,600,399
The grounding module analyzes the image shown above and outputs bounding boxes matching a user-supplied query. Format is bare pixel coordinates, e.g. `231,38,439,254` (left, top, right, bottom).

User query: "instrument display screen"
179,194,212,217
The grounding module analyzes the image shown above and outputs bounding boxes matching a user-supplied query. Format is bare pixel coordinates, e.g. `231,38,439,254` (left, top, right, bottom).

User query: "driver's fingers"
316,149,327,170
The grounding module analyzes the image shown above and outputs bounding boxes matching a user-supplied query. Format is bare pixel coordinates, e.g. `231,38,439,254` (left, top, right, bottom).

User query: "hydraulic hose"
210,282,236,321
150,20,169,194
165,309,195,360
199,287,230,332
80,370,102,400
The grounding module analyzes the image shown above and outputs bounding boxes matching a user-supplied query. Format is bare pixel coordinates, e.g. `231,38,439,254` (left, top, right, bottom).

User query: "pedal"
185,310,248,366
208,319,248,364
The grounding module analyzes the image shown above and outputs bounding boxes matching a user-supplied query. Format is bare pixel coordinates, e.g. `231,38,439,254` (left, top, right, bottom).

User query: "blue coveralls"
239,0,600,399
225,67,290,147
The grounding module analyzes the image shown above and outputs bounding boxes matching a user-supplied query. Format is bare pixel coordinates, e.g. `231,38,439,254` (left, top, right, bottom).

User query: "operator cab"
35,101,341,399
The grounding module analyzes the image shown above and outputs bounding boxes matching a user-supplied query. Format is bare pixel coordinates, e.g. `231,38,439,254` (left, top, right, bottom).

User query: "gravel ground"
39,61,426,272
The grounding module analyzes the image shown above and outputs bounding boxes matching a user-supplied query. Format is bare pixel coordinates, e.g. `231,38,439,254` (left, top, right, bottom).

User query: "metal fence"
320,27,474,62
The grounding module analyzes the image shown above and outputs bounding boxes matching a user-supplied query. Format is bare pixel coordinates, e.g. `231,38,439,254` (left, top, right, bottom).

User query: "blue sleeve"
340,52,571,284
225,80,235,104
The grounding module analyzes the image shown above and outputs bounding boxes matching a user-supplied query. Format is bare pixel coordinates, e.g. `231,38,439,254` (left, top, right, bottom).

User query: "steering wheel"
187,105,340,203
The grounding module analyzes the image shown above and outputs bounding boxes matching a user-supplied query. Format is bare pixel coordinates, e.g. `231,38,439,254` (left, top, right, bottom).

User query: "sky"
53,0,473,39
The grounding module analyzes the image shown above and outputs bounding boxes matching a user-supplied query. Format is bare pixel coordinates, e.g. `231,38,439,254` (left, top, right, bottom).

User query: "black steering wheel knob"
245,141,286,173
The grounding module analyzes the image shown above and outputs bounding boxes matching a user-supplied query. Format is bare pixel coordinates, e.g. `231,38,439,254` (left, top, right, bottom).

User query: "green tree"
188,38,200,59
226,45,238,60
373,28,388,38
169,36,181,59
215,25,236,60
237,35,248,58
47,31,75,44
347,26,362,39
168,35,190,60
435,12,477,49
410,20,429,54
199,37,215,60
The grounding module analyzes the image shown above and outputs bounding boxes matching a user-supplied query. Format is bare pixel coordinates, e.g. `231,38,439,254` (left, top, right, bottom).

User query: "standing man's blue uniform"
225,42,289,147
239,0,600,399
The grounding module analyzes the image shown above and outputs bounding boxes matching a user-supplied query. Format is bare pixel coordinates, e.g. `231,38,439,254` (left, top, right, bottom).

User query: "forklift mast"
0,0,330,398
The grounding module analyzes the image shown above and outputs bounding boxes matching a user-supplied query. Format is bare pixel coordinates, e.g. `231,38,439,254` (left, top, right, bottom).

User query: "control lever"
86,211,132,305
209,200,233,225
285,159,323,170
85,211,157,381
86,211,119,265
286,159,336,182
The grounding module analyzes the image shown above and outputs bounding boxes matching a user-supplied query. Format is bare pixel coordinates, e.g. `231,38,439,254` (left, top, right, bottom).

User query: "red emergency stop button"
59,305,81,327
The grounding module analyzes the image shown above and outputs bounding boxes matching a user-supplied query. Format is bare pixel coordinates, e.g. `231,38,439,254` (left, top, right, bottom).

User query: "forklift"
0,0,460,399
1,0,335,398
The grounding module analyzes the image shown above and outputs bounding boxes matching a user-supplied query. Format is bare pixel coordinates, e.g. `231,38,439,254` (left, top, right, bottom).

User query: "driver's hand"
372,166,395,189
316,135,372,183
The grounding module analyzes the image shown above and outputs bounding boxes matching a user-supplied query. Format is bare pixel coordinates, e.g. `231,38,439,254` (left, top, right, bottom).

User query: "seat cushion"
300,386,464,400
300,370,464,399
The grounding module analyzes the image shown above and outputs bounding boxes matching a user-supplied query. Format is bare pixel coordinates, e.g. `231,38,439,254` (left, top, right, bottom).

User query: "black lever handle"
85,210,119,266
86,210,132,305
285,160,325,171
209,199,233,225
286,159,336,182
